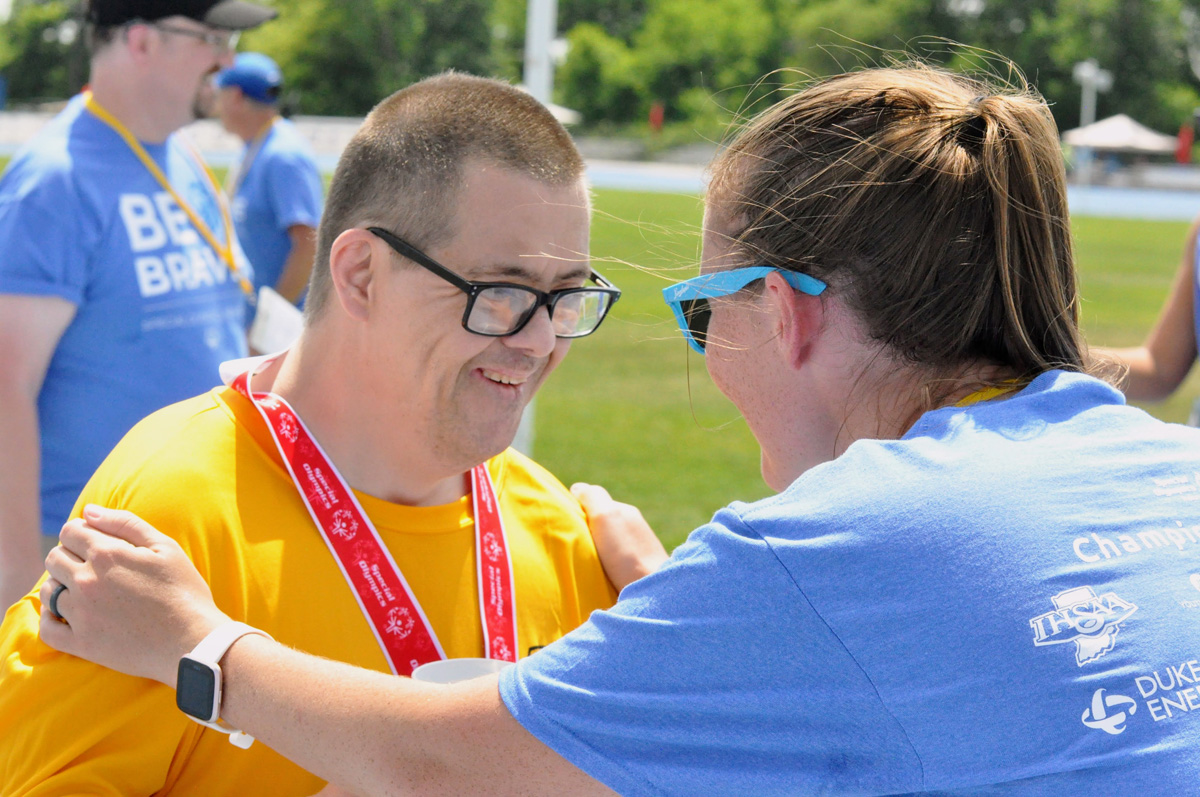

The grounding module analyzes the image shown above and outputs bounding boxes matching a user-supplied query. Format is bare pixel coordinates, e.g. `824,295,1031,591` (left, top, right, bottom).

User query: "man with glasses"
0,0,276,609
0,73,620,795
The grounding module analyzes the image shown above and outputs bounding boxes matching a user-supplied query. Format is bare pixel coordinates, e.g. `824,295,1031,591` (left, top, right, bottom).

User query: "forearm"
0,293,75,607
0,389,44,607
214,636,605,796
1096,222,1200,402
274,226,317,303
1094,344,1195,402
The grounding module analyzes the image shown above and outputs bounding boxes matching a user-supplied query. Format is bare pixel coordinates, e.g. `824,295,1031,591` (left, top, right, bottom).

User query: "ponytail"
709,64,1086,381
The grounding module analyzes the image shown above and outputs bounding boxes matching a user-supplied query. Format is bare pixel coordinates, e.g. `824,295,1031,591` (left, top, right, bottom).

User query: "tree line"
4,0,1200,140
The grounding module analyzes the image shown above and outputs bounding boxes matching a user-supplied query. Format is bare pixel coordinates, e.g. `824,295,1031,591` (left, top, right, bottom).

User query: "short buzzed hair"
304,72,585,320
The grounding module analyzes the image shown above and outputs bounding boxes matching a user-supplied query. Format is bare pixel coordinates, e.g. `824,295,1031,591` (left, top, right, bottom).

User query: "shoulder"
719,373,1103,553
272,119,312,147
82,389,246,536
3,98,117,183
490,448,588,535
1,101,134,227
1,122,78,205
112,389,239,461
264,121,318,163
725,367,1200,597
493,448,578,504
0,107,118,287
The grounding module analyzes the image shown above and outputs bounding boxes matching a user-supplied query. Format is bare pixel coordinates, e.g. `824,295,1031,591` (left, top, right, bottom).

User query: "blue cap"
215,52,282,104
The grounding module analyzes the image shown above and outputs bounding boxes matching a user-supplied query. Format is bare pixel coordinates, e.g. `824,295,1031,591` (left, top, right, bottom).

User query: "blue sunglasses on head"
662,266,827,354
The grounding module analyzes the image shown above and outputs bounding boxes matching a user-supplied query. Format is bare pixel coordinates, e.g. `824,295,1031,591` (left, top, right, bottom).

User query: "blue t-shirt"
501,371,1200,794
229,118,323,298
0,95,250,534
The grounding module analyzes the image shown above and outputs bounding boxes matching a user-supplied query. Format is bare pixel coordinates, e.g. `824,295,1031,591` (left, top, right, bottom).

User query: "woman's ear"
327,229,379,322
764,271,824,370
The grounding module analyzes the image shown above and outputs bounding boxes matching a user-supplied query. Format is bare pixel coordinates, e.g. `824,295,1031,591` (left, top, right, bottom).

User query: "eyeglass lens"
468,286,612,337
681,298,711,351
153,23,239,52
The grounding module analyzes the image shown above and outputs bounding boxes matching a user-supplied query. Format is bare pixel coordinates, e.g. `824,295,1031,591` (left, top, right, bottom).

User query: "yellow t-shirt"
0,387,616,796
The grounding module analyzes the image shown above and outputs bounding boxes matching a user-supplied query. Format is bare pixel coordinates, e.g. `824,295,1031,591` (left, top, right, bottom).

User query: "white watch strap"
187,621,271,665
184,621,273,748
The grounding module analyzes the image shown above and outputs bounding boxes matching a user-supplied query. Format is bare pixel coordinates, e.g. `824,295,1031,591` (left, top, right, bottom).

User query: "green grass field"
538,193,1200,549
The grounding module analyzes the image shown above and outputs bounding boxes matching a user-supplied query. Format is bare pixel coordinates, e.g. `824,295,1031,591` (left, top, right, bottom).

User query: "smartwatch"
176,621,273,749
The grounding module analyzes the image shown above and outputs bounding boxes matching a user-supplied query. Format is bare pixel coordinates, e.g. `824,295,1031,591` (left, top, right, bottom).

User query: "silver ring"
48,582,68,623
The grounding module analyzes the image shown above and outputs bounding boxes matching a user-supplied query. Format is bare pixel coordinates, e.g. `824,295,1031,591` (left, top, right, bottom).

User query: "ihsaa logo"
1029,586,1137,666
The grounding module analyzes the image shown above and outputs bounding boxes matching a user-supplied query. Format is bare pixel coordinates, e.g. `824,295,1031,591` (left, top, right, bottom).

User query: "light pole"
524,0,558,105
513,0,560,456
1072,59,1113,183
1073,58,1113,129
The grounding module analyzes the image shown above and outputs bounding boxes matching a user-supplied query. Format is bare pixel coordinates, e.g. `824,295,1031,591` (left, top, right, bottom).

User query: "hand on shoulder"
571,483,668,591
38,504,228,687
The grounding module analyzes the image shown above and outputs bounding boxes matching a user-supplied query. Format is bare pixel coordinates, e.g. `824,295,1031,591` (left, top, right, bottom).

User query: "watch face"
176,658,218,721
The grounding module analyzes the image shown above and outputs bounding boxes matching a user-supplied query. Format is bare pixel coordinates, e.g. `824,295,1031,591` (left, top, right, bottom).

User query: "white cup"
410,658,513,684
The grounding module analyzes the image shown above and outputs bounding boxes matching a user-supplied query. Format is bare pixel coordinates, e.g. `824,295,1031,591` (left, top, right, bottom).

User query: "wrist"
164,611,233,688
175,620,273,749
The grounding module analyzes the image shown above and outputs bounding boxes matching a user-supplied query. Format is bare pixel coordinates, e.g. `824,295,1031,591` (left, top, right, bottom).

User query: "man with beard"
0,73,621,795
0,0,276,608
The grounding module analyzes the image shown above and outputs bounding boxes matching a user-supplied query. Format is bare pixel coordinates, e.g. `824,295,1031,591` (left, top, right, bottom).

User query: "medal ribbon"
231,362,518,675
83,91,255,300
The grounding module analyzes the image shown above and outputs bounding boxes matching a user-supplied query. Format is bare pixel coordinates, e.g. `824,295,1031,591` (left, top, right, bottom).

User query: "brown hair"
708,64,1085,384
304,72,585,320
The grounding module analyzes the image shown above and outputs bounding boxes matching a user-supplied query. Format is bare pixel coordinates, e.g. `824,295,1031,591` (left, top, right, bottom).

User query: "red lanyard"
231,362,518,675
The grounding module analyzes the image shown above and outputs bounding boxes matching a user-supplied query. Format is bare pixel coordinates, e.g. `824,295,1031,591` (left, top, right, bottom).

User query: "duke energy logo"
1081,688,1138,735
1029,586,1137,666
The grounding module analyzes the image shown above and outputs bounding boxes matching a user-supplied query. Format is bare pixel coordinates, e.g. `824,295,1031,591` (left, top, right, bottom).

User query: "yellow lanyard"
956,382,1021,407
225,116,278,198
83,91,254,299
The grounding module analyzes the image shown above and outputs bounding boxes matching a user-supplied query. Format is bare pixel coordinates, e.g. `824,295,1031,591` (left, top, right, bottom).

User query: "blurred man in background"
215,51,323,306
0,0,276,609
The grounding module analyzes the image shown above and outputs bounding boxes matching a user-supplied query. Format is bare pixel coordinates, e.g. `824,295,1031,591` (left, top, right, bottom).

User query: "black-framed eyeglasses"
143,21,240,53
367,226,621,339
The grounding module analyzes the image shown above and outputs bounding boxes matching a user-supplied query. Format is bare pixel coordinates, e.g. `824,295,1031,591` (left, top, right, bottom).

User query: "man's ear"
124,23,155,62
327,229,378,322
764,271,824,370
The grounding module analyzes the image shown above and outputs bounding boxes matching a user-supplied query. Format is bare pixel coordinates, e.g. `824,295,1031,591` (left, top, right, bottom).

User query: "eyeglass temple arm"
589,270,621,302
371,226,621,305
365,227,474,293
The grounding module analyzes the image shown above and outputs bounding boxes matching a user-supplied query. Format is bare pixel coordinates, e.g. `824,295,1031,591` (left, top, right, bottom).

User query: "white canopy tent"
515,85,582,125
1061,113,1178,154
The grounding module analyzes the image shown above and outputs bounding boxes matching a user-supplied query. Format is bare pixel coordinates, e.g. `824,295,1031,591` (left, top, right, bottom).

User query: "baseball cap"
86,0,278,30
215,52,282,104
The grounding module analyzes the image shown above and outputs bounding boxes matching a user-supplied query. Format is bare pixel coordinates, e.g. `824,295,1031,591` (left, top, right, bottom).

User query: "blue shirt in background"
228,117,322,300
0,94,250,534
